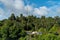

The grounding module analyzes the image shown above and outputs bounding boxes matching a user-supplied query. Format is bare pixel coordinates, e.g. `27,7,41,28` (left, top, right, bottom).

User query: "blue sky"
0,0,60,20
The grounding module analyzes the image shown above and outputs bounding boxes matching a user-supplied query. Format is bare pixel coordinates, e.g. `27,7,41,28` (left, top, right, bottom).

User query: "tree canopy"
0,13,60,40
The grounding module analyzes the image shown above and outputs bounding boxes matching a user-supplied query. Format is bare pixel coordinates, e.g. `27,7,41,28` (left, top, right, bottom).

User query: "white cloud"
0,0,49,17
49,5,60,13
14,0,25,10
0,0,60,20
0,0,25,16
33,6,49,16
56,7,60,13
0,0,25,10
52,6,60,14
24,5,34,15
0,0,14,7
0,8,4,15
25,5,33,12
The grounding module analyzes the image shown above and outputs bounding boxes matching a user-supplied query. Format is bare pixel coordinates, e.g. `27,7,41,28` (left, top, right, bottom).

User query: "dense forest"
0,13,60,40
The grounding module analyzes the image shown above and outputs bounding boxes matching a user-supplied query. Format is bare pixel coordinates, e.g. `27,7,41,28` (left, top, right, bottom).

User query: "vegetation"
0,13,60,40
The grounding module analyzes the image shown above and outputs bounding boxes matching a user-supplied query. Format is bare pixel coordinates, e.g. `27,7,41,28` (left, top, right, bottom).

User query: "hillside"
0,13,60,40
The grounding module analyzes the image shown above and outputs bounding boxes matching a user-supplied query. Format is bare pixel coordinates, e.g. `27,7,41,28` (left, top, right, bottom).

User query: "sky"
0,0,60,20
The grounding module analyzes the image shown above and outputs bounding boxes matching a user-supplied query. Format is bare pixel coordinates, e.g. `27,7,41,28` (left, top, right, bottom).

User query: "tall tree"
9,13,16,20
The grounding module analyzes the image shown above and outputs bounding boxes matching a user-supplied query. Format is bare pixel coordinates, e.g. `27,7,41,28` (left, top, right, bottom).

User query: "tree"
9,13,16,20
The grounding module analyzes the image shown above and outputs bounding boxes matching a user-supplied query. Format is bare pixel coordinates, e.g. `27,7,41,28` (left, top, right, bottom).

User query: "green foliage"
0,14,60,40
49,24,59,33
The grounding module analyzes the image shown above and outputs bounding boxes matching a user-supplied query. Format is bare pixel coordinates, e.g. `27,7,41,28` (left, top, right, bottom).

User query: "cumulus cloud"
33,6,49,16
0,0,14,7
0,0,48,16
25,5,33,12
0,0,60,20
0,0,49,17
14,0,25,10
